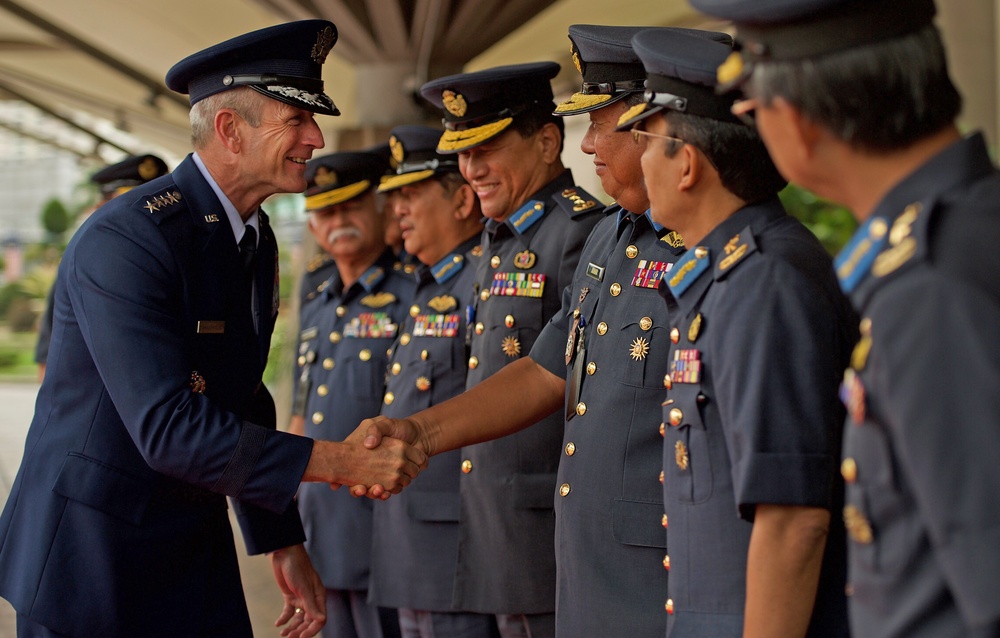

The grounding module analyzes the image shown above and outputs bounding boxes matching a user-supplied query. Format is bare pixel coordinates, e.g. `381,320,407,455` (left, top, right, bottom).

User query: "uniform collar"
192,152,258,245
485,169,576,245
418,235,481,286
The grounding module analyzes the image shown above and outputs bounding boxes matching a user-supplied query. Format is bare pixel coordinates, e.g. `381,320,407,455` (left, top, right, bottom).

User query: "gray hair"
189,87,265,149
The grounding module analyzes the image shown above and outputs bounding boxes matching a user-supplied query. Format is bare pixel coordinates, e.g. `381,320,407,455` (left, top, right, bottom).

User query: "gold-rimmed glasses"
630,128,687,146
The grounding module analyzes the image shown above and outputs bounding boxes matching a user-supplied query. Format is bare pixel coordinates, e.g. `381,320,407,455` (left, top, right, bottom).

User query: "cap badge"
311,26,336,64
717,51,744,86
138,157,159,180
571,44,583,75
389,135,405,165
313,166,337,186
442,90,467,117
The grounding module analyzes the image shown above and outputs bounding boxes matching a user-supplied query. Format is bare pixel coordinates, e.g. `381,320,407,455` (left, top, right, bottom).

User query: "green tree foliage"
780,183,857,255
40,198,72,239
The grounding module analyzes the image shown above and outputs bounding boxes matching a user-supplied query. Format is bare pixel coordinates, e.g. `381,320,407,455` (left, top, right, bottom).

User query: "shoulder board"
870,201,927,281
553,186,602,218
714,226,758,280
667,245,711,298
660,230,686,249
470,244,484,258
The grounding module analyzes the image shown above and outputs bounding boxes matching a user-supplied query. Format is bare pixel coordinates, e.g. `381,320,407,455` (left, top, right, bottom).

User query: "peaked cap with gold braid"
303,150,389,211
419,61,560,154
377,125,461,193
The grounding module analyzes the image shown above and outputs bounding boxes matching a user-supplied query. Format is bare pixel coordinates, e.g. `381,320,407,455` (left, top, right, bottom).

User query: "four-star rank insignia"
442,90,467,117
501,335,521,358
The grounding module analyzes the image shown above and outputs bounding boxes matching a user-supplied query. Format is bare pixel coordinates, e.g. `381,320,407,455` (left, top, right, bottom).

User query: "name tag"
197,320,225,334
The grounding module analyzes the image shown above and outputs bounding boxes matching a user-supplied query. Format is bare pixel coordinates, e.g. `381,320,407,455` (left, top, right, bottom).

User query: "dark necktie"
239,225,257,278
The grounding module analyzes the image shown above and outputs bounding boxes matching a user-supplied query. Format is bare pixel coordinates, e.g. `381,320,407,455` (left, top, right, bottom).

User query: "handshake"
302,416,432,499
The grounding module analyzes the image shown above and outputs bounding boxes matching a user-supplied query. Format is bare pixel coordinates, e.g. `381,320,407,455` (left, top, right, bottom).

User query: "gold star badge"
501,335,521,358
629,337,650,361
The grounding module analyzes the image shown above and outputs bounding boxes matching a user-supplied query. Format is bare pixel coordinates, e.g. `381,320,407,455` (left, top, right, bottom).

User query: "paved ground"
0,382,284,637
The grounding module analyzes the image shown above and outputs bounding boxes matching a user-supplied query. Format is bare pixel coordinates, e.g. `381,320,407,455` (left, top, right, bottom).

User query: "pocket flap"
52,453,151,525
612,498,666,548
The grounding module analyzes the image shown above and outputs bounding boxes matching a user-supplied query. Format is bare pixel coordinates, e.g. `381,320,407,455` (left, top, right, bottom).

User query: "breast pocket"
487,297,544,360
343,338,393,400
615,293,671,389
663,384,713,505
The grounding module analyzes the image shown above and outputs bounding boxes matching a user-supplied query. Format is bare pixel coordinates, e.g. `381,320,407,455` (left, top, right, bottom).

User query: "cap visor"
377,170,436,193
614,102,665,132
437,118,513,154
554,92,621,116
306,180,370,210
251,85,340,116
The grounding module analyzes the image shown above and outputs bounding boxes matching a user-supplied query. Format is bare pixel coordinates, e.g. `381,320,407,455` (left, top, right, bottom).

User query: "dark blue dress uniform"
529,208,684,636
0,20,341,636
419,64,605,621
835,135,1000,637
657,200,854,637
294,248,413,590
370,236,483,612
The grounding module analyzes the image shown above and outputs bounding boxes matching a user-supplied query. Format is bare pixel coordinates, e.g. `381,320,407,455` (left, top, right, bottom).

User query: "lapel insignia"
632,259,673,289
667,246,710,298
427,295,458,313
669,348,702,384
189,371,207,394
579,287,590,303
835,214,889,293
204,214,219,223
561,188,597,213
716,227,757,276
586,262,605,282
471,244,483,257
513,250,536,269
872,203,921,278
360,291,397,308
661,230,685,248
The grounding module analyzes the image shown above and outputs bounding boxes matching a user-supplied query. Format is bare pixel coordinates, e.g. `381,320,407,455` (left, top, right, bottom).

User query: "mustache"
327,227,363,244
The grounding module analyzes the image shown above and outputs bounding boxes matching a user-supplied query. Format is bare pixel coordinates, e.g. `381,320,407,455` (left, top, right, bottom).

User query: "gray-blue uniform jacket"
453,170,603,614
530,208,684,636
294,248,414,590
0,155,314,636
837,133,1000,638
370,236,481,611
659,198,855,637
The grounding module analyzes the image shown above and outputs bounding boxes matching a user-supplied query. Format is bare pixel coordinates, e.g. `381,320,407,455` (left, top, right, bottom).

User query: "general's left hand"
270,544,326,638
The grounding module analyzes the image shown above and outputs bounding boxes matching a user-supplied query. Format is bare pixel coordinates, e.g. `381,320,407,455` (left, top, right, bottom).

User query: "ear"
677,144,702,193
452,183,478,221
214,109,242,153
538,122,562,164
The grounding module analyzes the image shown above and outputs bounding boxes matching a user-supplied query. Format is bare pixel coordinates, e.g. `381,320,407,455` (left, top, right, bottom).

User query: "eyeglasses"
630,128,687,146
730,97,758,127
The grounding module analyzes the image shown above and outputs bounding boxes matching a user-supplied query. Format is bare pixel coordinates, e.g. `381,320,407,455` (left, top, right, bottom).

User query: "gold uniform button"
336,306,347,317
461,459,473,474
421,349,429,360
358,349,372,361
468,356,479,369
311,412,324,424
842,458,858,484
663,555,670,570
410,304,420,318
659,423,666,437
670,327,680,343
610,282,622,296
565,442,576,456
586,361,597,375
639,316,653,331
297,355,306,366
505,314,515,328
491,255,501,268
559,483,571,497
383,392,394,406
662,513,668,528
665,599,674,615
391,362,402,375
316,384,328,397
659,470,664,484
400,334,411,346
329,331,342,343
625,245,638,259
597,322,608,335
664,375,672,390
306,352,317,363
669,407,683,426
576,402,587,416
480,289,490,302
323,358,335,370
475,322,485,335
694,246,708,259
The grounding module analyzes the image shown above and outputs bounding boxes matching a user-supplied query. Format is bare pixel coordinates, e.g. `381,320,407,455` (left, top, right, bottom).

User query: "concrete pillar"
937,0,997,148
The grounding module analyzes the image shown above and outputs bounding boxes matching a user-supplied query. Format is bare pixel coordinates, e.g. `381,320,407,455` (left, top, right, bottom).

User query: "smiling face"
581,100,648,213
390,178,461,266
308,190,385,263
238,97,325,196
457,128,552,221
